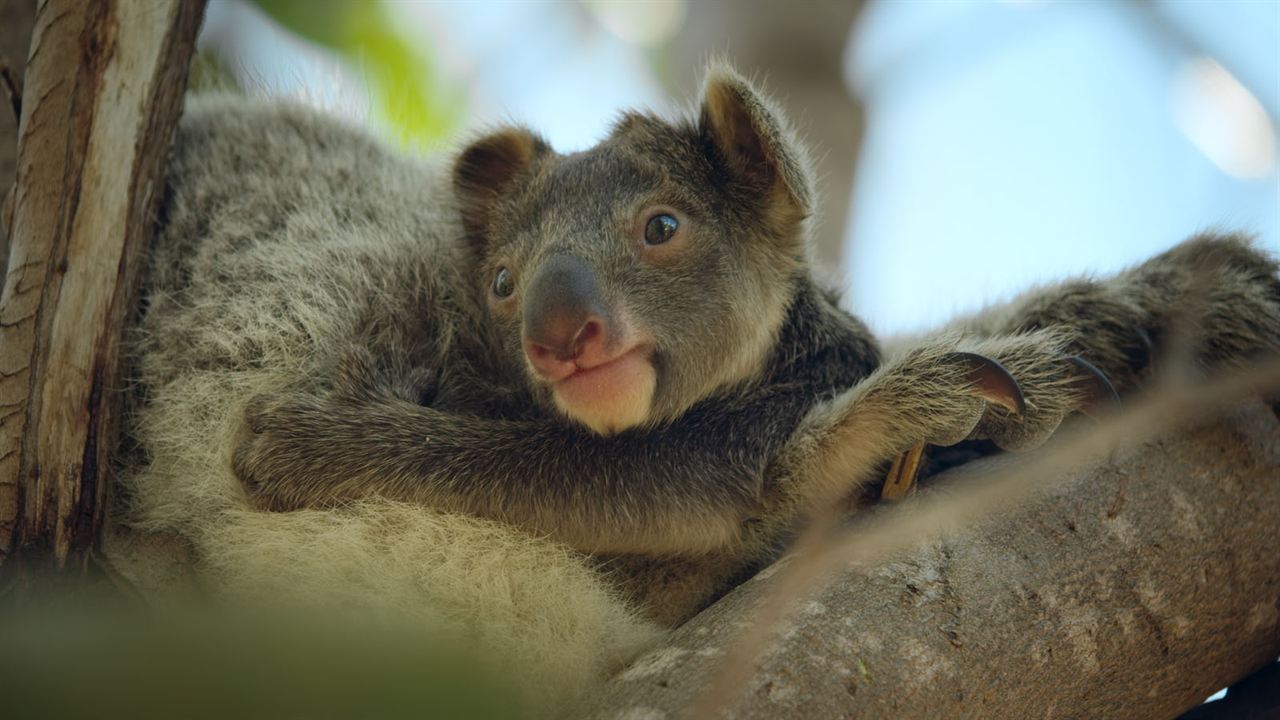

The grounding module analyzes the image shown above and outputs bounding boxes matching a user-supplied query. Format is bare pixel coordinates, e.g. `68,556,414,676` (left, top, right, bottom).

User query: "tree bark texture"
585,401,1280,719
0,0,205,569
0,0,37,278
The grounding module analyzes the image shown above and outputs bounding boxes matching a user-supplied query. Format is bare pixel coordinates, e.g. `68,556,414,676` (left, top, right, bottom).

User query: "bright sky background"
843,0,1279,335
200,0,1279,337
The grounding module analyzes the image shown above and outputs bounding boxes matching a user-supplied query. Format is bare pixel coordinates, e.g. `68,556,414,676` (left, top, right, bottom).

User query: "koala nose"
526,317,605,368
523,254,609,375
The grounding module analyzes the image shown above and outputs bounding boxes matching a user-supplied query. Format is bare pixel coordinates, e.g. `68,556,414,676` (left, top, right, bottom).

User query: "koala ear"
698,64,814,230
453,127,551,253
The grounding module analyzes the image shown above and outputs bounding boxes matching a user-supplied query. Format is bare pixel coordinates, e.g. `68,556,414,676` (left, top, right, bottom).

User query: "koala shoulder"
143,97,472,387
165,96,453,237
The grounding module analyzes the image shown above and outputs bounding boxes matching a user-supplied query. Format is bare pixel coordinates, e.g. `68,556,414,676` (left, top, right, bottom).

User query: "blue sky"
843,0,1279,334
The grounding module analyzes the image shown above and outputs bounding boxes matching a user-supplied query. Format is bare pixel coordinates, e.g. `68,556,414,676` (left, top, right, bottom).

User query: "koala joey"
228,64,1280,625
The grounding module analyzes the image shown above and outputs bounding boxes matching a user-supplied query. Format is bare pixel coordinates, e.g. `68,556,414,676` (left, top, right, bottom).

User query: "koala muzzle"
523,254,609,373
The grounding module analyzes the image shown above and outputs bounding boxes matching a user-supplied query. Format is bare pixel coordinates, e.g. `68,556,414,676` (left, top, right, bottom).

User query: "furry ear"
698,64,814,229
453,127,551,253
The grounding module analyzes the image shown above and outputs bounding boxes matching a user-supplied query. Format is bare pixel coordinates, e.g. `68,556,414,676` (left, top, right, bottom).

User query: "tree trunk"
0,0,37,280
0,0,205,572
584,400,1280,719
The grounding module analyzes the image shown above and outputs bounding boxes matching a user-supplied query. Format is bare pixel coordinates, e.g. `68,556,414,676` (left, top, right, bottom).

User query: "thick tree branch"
585,400,1280,719
0,0,205,570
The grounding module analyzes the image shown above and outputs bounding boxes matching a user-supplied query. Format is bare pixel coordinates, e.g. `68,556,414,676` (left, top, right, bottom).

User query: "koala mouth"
556,344,650,386
545,345,657,436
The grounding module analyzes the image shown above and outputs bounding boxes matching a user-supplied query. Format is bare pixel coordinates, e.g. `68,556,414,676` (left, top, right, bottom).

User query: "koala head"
452,64,815,435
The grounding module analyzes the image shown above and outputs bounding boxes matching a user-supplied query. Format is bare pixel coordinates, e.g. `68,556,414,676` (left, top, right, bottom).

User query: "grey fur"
129,65,1280,631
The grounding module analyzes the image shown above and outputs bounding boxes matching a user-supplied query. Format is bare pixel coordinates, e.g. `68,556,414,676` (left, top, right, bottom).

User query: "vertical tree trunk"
0,0,37,279
0,0,205,573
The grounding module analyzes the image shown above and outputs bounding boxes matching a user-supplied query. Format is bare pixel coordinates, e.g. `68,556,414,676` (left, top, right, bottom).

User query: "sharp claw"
946,351,1027,416
1067,355,1120,416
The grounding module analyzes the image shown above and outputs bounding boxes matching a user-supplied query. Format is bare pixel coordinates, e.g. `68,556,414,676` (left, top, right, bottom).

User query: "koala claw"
945,351,1026,416
1066,355,1120,416
879,346,1121,499
234,392,331,508
879,352,1026,500
233,432,275,507
1132,326,1156,374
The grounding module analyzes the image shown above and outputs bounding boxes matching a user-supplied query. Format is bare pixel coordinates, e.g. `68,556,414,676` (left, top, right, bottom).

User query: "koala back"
115,95,659,715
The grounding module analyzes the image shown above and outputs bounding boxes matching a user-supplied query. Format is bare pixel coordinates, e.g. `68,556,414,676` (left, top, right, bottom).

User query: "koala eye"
492,267,515,298
644,213,679,245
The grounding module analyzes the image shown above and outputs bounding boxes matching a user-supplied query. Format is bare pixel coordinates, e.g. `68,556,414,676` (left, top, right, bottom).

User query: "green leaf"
250,0,462,147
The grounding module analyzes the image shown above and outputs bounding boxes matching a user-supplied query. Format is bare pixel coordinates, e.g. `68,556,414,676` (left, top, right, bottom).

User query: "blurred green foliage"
2,602,520,720
188,49,241,94
251,0,462,148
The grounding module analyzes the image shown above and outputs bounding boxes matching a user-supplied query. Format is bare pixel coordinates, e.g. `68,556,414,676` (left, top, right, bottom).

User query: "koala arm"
783,233,1280,521
235,324,1094,559
235,380,807,556
769,329,1102,519
948,233,1280,392
237,237,1280,559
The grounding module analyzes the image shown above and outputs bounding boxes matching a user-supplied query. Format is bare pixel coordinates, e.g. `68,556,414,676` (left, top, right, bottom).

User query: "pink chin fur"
549,348,657,435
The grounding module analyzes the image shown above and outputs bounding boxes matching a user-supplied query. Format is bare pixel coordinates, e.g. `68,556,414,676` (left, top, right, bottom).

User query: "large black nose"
522,254,607,361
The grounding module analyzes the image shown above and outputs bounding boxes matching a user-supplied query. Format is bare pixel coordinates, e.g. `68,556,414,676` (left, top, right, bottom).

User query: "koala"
133,65,1280,635
231,64,1280,622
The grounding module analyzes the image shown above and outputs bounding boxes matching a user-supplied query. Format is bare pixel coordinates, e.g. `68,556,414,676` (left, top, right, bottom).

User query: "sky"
843,0,1280,335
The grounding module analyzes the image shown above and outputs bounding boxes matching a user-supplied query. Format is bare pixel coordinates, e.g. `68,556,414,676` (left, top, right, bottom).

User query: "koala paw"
233,393,341,511
875,334,1117,499
859,345,1014,452
872,331,1119,454
963,334,1119,452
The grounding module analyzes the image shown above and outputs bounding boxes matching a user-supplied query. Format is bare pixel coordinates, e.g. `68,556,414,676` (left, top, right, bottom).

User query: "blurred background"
195,0,1279,336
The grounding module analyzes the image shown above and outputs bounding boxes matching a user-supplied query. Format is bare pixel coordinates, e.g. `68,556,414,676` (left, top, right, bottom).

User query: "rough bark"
0,0,205,570
585,400,1280,719
0,0,36,280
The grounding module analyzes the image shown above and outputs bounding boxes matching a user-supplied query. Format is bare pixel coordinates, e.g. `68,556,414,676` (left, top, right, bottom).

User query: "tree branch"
0,0,205,571
584,399,1280,718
